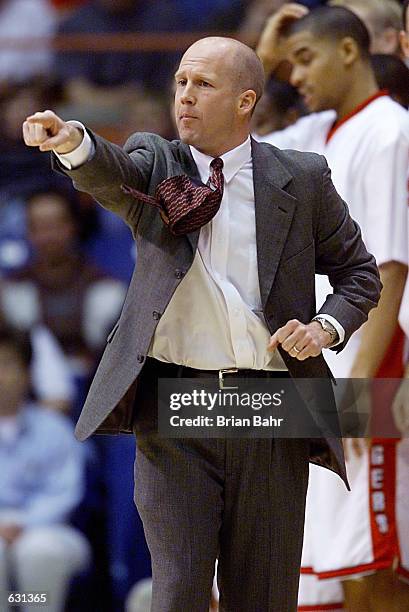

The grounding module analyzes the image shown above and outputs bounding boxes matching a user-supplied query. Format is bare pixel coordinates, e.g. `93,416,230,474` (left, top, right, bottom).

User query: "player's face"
286,31,349,113
174,44,241,157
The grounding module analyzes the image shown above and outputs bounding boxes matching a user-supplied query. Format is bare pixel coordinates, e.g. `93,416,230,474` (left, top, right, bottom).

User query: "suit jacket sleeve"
314,157,382,352
52,130,162,229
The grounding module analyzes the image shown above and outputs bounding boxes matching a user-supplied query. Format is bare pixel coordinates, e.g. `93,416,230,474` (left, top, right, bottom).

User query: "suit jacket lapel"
252,138,297,308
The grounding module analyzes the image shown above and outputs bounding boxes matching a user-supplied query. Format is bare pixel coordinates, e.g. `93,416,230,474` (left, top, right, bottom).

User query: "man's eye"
177,79,187,86
199,81,211,87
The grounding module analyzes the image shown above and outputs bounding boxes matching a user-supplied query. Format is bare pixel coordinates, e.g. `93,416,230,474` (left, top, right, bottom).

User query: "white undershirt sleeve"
53,121,94,170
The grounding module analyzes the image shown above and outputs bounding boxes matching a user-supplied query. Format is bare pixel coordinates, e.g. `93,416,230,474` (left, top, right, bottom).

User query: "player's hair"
0,325,32,368
264,77,305,116
330,0,402,34
282,6,371,60
371,54,409,108
403,0,409,31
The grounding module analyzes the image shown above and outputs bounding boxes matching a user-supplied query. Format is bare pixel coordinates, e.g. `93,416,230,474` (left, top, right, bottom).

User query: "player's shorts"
298,572,344,611
298,438,409,609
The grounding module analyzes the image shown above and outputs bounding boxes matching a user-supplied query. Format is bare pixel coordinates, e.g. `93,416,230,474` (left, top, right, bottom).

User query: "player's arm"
349,262,407,378
313,162,382,351
23,110,153,228
392,361,409,434
256,3,308,78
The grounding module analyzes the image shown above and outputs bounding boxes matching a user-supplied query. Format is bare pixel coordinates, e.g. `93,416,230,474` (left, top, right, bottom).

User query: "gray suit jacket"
57,131,381,486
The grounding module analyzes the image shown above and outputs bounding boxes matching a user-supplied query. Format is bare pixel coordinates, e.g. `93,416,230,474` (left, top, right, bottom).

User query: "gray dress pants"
133,361,310,612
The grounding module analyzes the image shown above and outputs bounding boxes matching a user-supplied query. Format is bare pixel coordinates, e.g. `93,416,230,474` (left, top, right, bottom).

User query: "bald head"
175,37,264,156
182,37,265,106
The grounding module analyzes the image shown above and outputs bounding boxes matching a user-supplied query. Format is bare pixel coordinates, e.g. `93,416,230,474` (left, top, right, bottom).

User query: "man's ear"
339,36,359,66
238,90,257,118
400,30,409,60
379,27,399,55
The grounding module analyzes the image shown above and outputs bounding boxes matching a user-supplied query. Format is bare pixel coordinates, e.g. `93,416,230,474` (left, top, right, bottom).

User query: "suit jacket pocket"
281,241,314,268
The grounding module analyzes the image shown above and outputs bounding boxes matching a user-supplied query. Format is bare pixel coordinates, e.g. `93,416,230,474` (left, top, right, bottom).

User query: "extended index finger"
25,110,57,129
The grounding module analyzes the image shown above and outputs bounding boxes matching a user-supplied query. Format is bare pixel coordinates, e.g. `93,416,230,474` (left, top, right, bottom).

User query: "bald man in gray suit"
23,37,381,612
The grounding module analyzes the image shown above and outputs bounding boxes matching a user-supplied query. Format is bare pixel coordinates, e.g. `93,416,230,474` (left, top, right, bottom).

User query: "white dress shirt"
57,129,343,370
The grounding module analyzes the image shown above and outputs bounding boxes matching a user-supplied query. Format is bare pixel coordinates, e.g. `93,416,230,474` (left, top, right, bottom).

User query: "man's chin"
305,97,329,114
178,129,197,145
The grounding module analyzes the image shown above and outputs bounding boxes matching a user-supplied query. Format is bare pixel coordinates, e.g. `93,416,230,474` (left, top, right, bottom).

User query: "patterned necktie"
121,157,224,236
208,157,224,195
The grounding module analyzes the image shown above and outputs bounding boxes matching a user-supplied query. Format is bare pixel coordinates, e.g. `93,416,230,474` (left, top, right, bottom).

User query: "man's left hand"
268,319,331,360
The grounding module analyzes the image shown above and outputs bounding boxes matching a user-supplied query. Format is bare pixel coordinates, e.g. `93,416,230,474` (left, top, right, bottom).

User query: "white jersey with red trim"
262,93,409,607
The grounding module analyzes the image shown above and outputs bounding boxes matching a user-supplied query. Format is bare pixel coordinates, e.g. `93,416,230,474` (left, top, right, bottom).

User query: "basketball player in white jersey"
257,4,409,610
392,0,409,453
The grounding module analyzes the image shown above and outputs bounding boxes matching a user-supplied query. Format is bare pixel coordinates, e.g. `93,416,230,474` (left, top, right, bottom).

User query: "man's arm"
23,110,155,228
269,157,382,360
314,163,382,351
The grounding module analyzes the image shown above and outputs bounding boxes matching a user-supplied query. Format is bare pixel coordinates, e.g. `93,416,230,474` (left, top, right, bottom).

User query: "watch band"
313,317,339,345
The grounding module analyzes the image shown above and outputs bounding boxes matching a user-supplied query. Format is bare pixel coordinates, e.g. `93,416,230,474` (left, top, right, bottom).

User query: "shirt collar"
190,136,252,184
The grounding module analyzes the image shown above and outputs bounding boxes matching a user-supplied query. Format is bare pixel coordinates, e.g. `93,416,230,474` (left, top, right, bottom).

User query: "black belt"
143,357,289,389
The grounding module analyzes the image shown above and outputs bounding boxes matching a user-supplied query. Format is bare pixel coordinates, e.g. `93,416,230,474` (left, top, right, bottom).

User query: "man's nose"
180,84,195,105
289,66,303,88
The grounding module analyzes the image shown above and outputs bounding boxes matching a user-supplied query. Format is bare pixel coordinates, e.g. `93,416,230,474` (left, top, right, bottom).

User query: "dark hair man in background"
257,4,409,610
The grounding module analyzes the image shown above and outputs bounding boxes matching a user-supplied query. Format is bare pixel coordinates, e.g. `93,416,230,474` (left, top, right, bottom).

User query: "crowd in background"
0,0,408,611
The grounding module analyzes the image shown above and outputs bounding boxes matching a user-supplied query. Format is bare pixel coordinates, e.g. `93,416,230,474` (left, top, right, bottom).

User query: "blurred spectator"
0,188,127,377
221,0,328,48
51,0,87,12
122,91,174,141
0,80,68,274
29,324,74,413
330,0,403,55
52,0,235,104
401,0,409,59
0,325,90,612
251,76,306,136
125,578,152,612
0,0,56,85
371,53,409,107
0,80,64,203
0,306,74,413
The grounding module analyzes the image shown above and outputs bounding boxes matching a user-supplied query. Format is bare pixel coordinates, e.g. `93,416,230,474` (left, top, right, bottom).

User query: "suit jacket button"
137,354,145,363
152,311,161,320
175,269,185,279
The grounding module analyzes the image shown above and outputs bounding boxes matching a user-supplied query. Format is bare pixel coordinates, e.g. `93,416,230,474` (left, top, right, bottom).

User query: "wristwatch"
313,317,339,346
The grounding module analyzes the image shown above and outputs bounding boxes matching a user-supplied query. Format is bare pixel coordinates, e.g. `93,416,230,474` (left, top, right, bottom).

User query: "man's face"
350,7,399,55
174,43,242,156
0,344,28,416
285,31,350,113
28,195,76,260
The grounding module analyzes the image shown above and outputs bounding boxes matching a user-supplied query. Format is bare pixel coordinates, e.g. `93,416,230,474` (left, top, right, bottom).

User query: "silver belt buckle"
218,368,239,390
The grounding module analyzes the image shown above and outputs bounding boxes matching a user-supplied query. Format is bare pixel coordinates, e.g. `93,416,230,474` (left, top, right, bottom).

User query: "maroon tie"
208,157,224,194
121,157,224,236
